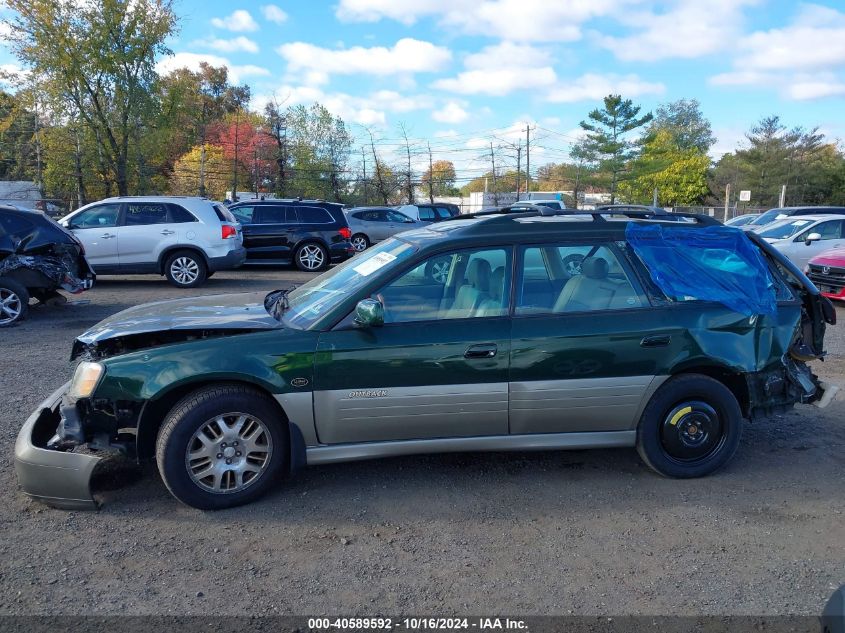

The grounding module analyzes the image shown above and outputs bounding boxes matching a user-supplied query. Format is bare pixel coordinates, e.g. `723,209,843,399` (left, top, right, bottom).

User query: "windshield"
758,218,816,240
750,209,788,226
278,239,418,329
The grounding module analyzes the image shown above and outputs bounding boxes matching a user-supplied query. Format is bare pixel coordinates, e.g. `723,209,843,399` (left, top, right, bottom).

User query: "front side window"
376,247,511,323
516,243,644,315
795,220,843,241
418,207,435,221
124,202,169,226
69,204,121,229
281,238,418,329
387,210,414,223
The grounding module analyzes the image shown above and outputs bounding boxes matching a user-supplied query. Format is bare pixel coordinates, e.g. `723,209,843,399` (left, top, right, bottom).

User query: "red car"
807,249,845,301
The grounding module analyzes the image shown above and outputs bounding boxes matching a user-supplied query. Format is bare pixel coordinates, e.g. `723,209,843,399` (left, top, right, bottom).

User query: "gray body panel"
509,376,665,434
273,392,319,446
313,383,509,444
306,430,636,465
14,382,101,510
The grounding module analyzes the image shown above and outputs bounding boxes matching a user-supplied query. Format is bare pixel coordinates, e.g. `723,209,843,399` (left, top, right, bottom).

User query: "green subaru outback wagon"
14,209,837,510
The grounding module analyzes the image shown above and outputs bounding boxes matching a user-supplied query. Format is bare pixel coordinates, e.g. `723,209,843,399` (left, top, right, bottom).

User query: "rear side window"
517,243,645,315
214,204,238,224
435,206,454,219
298,206,334,224
354,210,384,221
256,206,296,224
168,204,197,223
124,202,169,226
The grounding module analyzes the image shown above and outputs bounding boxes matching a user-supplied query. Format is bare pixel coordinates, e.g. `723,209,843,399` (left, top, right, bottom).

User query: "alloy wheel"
0,288,23,325
170,257,199,285
185,412,273,494
351,235,368,252
298,245,325,270
430,259,450,284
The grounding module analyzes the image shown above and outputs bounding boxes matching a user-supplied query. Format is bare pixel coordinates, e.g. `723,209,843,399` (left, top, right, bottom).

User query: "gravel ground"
1,269,844,616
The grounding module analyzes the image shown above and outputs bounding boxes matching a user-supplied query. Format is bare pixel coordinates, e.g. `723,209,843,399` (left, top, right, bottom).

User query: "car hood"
72,292,283,359
810,249,845,266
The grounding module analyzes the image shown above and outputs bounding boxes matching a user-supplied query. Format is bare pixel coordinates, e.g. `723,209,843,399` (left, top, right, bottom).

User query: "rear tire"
636,374,743,479
156,384,288,510
0,277,29,327
294,242,328,272
164,250,208,288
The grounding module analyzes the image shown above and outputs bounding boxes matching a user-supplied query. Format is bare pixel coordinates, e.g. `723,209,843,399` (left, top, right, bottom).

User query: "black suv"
228,199,354,271
0,206,95,326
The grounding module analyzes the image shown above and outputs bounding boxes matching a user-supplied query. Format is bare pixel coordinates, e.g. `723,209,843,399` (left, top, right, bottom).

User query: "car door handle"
465,344,497,359
160,229,175,236
100,233,115,239
641,335,671,348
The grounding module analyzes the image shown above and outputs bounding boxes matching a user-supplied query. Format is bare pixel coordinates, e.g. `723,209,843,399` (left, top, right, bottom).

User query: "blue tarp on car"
625,223,778,316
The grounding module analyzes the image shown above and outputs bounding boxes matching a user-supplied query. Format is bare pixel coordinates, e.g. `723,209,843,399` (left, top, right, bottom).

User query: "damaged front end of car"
14,292,288,509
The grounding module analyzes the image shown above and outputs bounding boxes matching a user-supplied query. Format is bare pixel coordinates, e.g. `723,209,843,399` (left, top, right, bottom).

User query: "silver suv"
60,197,245,288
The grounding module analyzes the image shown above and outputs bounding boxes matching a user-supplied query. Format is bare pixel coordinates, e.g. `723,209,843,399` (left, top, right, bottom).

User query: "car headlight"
68,362,104,399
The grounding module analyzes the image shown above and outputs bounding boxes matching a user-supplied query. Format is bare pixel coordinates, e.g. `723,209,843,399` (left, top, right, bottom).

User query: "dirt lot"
1,269,844,616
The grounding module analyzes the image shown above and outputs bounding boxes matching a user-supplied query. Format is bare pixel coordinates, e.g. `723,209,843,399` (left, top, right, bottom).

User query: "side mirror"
805,232,822,245
354,298,384,327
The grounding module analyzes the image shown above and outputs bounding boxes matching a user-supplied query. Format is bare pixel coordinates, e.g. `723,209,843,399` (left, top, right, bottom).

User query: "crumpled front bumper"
14,382,101,510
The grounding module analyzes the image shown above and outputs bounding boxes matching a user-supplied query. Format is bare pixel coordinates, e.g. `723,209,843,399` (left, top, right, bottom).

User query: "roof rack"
453,205,720,226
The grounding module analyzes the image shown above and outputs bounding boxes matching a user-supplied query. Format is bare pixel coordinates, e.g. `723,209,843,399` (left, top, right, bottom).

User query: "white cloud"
432,42,556,96
709,4,845,101
336,0,639,42
545,73,665,102
156,52,270,84
434,129,459,138
205,36,259,54
278,38,452,77
254,85,438,127
261,4,289,25
596,0,759,62
211,10,260,33
431,102,468,124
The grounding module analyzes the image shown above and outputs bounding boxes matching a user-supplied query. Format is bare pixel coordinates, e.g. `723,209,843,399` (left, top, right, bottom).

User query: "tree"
579,94,653,203
6,0,178,196
619,129,709,205
421,159,457,198
263,99,290,197
169,144,247,201
649,99,715,153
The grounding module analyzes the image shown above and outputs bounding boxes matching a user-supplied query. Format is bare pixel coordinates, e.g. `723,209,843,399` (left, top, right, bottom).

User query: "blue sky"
4,0,845,176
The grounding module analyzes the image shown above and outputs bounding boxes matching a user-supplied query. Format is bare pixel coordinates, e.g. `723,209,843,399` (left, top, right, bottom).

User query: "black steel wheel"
636,374,742,478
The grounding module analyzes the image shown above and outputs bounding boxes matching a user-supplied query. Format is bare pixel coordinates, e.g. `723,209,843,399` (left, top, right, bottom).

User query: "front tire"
0,277,29,327
164,250,208,288
636,374,743,479
294,242,328,271
155,384,288,510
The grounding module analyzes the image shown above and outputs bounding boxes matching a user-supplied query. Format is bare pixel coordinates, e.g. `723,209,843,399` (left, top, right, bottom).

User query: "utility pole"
724,183,731,222
232,106,240,202
489,141,498,206
254,147,259,198
199,144,206,198
427,142,434,204
515,141,522,201
361,146,368,205
33,101,43,198
779,184,787,208
525,126,531,199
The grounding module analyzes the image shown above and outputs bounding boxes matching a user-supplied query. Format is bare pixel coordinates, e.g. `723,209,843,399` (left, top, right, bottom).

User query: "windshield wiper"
264,286,298,321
